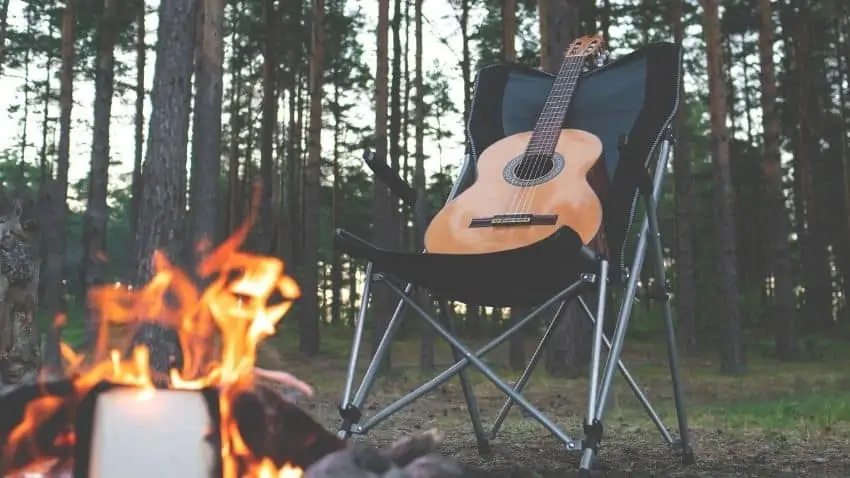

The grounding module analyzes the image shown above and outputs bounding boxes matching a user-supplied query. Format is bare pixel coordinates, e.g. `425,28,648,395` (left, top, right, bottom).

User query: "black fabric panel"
604,44,681,269
462,67,511,189
335,228,591,307
499,56,647,181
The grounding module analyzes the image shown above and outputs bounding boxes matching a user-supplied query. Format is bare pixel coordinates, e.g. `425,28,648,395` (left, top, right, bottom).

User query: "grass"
49,308,850,475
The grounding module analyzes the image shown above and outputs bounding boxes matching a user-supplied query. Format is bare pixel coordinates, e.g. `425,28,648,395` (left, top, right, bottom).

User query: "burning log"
0,376,343,473
0,379,465,478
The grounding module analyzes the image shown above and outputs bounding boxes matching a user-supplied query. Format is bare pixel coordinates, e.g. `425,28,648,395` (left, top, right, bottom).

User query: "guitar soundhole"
515,154,555,180
503,152,566,187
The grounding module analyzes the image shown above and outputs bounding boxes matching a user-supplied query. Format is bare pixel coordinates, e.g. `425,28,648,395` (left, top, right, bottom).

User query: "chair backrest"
463,42,682,273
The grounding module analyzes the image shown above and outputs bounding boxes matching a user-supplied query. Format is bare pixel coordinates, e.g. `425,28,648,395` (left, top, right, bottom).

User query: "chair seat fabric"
335,227,592,307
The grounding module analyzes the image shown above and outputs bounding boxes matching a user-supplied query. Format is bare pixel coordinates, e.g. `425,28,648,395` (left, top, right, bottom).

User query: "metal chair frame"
336,133,695,475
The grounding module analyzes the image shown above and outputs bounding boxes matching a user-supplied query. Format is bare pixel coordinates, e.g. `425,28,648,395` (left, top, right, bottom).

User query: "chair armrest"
362,149,417,206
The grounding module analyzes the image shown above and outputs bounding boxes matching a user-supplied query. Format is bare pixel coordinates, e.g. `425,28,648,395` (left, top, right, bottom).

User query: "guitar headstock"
564,34,608,71
565,34,605,59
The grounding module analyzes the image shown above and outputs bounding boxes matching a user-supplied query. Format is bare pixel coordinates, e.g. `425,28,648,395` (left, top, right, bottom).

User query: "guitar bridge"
469,214,558,228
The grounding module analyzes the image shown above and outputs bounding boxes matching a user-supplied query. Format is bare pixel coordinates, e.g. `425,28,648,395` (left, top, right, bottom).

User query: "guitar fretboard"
526,56,585,157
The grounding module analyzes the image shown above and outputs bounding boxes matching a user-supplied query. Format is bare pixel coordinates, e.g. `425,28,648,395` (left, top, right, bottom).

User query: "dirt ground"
264,337,850,477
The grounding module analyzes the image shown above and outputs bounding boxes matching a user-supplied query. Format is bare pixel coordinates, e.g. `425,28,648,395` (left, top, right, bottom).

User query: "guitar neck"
526,56,585,156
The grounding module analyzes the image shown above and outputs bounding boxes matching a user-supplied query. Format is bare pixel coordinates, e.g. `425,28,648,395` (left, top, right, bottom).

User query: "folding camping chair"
334,42,695,475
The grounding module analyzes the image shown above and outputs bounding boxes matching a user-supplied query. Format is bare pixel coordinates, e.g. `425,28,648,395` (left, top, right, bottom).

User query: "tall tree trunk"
401,0,412,242
500,0,525,370
0,0,10,73
285,2,304,270
388,0,403,269
793,5,832,332
330,80,343,327
131,0,146,240
132,0,197,375
700,0,746,374
756,0,797,360
599,0,610,46
81,0,118,346
371,0,393,368
301,0,324,356
36,0,69,369
41,0,76,371
190,0,225,269
255,0,278,254
286,69,301,268
414,0,434,370
837,4,850,308
539,0,590,378
226,20,243,235
669,0,697,355
501,0,515,62
134,0,196,302
17,9,31,192
38,22,54,186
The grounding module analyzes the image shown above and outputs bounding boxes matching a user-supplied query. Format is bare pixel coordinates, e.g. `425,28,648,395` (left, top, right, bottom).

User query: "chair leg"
577,298,676,445
489,300,569,440
579,261,609,476
352,281,585,436
646,203,695,465
438,300,491,455
338,270,412,439
383,280,582,449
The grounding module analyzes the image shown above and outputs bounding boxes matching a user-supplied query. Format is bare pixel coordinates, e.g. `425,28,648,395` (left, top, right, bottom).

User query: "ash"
306,429,467,478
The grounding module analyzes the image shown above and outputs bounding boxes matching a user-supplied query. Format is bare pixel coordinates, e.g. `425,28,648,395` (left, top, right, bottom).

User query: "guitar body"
424,129,604,255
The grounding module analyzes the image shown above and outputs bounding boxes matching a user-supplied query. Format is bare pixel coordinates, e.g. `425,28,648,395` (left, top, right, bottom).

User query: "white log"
89,388,216,478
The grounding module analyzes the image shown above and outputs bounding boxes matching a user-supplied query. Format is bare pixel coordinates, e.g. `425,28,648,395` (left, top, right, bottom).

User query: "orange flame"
5,191,305,477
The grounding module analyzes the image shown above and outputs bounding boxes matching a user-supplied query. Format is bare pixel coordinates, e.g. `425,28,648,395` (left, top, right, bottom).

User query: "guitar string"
517,56,584,216
505,56,581,216
510,55,584,217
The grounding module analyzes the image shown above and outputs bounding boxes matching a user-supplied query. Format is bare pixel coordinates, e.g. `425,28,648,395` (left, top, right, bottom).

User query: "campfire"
0,191,465,478
0,197,310,477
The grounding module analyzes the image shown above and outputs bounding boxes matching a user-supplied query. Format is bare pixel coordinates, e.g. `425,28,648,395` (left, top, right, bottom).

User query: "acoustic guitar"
424,35,607,255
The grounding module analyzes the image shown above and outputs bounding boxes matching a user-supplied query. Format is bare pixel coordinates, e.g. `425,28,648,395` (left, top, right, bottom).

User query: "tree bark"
226,10,243,236
538,0,591,378
301,0,324,356
756,0,797,360
40,0,76,375
81,0,118,346
700,0,746,374
0,0,10,74
254,0,278,254
0,201,41,389
189,0,225,269
133,0,197,373
330,83,343,327
131,0,146,240
135,0,196,281
38,26,53,186
669,0,697,355
501,0,520,369
413,0,434,370
792,5,832,332
371,0,393,368
501,0,516,62
388,0,403,255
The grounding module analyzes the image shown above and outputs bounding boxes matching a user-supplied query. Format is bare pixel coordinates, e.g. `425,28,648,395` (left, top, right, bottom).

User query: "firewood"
232,379,346,470
0,377,345,474
304,429,466,478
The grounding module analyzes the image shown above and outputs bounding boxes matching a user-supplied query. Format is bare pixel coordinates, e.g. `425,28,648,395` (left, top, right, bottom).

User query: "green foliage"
2,0,849,368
